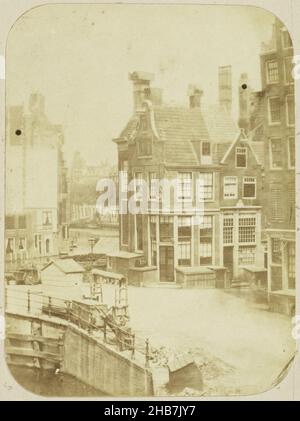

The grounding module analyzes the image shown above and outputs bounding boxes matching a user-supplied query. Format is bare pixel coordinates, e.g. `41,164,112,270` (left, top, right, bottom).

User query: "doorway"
223,246,234,281
159,246,174,282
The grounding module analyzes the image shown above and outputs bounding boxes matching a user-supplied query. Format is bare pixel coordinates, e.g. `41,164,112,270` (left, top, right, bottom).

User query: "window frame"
224,176,238,199
238,245,256,266
268,96,281,126
270,138,283,170
178,172,193,201
243,177,257,199
198,172,214,201
201,141,211,157
199,215,213,265
266,60,279,85
286,94,295,127
236,147,247,169
238,214,256,245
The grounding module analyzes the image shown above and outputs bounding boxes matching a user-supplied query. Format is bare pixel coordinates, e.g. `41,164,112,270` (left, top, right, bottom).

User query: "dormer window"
202,142,211,156
138,136,152,157
236,147,247,168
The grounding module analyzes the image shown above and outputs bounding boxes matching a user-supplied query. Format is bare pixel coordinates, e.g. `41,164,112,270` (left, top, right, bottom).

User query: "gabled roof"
119,103,238,166
220,129,263,166
41,258,85,274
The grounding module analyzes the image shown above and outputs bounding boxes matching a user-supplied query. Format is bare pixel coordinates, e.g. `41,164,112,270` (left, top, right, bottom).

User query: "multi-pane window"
236,147,247,168
223,216,234,245
243,177,256,199
148,172,158,199
159,216,173,242
268,97,281,124
271,238,282,264
150,216,157,266
286,95,295,126
266,60,279,84
178,173,192,200
270,138,283,169
198,173,213,200
271,184,283,221
289,137,295,168
202,142,211,156
138,136,152,157
238,215,256,244
178,242,191,266
284,57,294,84
178,216,192,240
178,217,192,266
282,30,293,49
200,216,213,265
288,242,295,289
238,246,255,265
224,176,238,199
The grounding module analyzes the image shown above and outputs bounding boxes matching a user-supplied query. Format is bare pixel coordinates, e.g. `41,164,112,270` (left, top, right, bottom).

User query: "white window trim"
269,138,283,170
266,60,279,85
268,96,281,126
286,94,295,127
235,147,247,169
288,136,295,169
178,172,193,201
198,172,214,202
284,56,294,85
242,177,257,200
223,176,238,199
201,141,211,156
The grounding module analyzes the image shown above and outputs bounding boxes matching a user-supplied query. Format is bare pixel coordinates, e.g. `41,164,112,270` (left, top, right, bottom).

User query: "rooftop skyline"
7,4,275,165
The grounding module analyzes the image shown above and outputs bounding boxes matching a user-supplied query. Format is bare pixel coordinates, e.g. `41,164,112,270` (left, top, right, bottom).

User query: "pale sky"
6,4,275,165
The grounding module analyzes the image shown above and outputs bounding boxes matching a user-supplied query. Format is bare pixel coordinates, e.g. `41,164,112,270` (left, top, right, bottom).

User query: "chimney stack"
188,84,203,109
218,65,232,113
129,71,155,112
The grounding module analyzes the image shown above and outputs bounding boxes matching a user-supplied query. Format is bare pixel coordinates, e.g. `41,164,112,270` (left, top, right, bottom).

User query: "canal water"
9,366,107,397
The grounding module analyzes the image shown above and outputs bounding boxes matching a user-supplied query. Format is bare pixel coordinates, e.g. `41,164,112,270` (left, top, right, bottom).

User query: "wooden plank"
6,333,63,345
6,346,63,362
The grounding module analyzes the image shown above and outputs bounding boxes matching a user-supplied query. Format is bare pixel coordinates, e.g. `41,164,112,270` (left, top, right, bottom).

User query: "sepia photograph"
2,2,298,399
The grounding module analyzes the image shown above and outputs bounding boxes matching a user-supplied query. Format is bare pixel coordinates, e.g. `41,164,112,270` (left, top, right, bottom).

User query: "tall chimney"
238,73,250,132
129,71,154,112
218,65,232,113
188,84,203,109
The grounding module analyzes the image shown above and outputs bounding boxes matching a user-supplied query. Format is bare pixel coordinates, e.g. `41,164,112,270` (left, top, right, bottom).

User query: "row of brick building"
110,19,295,313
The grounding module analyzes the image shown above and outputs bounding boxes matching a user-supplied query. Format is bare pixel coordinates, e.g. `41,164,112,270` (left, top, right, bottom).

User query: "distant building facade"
69,153,119,227
238,19,295,314
112,70,265,287
5,94,69,269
